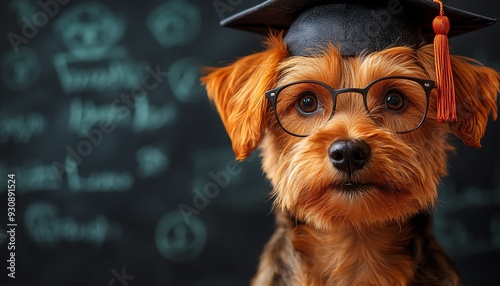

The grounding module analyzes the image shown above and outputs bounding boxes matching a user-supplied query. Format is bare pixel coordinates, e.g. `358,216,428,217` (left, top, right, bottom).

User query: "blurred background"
0,0,499,285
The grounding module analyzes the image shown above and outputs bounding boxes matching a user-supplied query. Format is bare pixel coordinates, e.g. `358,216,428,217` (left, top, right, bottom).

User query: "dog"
202,6,499,286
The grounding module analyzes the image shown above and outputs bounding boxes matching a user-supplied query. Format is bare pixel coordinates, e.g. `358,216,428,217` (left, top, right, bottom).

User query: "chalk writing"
66,157,134,192
1,47,40,90
147,0,201,48
68,97,177,133
0,162,61,193
131,98,177,133
69,98,122,132
136,145,169,178
0,157,147,194
54,1,125,58
0,112,45,143
24,201,121,247
53,49,145,93
52,2,144,93
168,57,208,103
155,210,206,262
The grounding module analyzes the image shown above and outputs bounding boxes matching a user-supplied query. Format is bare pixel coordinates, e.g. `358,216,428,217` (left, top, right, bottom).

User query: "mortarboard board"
221,0,496,57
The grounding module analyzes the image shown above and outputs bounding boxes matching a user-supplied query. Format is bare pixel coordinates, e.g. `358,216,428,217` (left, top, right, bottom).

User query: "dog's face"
202,35,498,231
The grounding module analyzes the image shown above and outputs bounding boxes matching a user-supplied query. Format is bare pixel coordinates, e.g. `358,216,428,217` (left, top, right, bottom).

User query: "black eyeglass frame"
265,76,436,137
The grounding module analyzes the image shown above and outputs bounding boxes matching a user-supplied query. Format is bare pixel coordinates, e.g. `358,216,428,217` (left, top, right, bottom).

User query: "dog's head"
202,34,498,230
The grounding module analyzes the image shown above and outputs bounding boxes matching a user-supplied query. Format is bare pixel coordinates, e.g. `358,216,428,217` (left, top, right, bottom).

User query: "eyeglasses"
265,76,435,137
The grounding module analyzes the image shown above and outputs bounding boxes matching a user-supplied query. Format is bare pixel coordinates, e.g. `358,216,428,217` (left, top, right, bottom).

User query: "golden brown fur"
201,34,499,285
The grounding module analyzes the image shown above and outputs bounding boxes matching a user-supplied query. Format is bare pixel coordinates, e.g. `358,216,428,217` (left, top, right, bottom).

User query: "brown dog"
202,2,499,285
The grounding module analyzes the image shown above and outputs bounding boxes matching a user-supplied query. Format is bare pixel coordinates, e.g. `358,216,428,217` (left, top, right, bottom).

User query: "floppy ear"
448,56,499,147
201,34,288,160
417,45,499,147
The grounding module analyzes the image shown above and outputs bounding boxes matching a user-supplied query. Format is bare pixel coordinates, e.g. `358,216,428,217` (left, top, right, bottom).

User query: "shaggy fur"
202,34,499,286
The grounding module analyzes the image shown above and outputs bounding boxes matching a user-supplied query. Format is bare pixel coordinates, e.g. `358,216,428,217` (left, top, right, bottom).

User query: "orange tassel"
433,0,456,122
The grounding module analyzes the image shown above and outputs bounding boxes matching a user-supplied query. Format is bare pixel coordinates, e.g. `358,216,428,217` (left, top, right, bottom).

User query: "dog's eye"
384,90,406,111
297,92,319,114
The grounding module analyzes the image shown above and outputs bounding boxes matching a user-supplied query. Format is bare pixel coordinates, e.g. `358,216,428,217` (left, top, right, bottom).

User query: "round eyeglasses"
265,76,435,137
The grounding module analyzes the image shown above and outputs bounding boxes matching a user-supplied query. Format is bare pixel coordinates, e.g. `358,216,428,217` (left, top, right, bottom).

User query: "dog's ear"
449,56,499,147
201,35,288,160
417,45,499,147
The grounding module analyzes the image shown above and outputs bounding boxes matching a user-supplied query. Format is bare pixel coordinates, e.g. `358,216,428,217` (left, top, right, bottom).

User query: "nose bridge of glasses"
333,88,368,114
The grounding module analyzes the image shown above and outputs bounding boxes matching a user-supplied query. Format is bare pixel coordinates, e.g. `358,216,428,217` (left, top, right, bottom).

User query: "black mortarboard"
221,0,496,57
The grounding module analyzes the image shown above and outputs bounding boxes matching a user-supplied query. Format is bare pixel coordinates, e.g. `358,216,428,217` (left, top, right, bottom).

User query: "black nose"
329,139,371,174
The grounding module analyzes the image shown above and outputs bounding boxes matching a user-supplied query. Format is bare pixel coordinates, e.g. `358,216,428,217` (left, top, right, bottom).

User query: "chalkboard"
0,0,499,285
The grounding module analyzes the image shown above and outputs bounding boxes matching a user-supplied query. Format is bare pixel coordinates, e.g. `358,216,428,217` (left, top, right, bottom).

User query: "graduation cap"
220,0,496,122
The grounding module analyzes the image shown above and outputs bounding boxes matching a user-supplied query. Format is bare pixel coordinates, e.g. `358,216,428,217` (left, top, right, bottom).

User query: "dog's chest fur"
252,212,460,286
291,222,415,285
